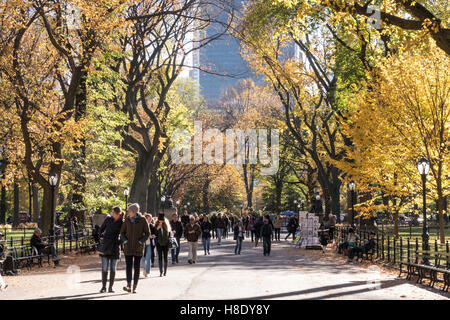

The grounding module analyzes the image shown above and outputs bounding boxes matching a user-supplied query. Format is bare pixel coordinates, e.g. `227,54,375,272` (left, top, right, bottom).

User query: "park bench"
399,250,450,291
10,245,50,270
80,236,97,255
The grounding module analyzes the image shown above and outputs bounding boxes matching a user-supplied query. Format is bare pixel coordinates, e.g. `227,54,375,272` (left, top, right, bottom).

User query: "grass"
381,225,450,242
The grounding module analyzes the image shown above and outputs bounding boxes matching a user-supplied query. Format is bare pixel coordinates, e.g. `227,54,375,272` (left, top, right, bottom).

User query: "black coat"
215,217,226,229
260,224,273,238
170,220,183,238
254,219,264,237
233,225,245,240
200,221,212,238
30,234,46,253
99,216,123,259
181,215,190,226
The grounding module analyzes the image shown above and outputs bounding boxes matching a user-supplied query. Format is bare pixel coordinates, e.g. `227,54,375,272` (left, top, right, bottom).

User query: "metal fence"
335,225,450,267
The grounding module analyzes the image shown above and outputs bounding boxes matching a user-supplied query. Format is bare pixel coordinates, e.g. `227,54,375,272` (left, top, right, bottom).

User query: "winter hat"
128,203,140,215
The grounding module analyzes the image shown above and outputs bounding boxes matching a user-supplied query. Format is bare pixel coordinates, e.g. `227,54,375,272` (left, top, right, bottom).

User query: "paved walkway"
1,236,449,300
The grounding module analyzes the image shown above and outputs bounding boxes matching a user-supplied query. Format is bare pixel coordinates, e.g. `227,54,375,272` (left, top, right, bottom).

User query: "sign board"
298,213,320,247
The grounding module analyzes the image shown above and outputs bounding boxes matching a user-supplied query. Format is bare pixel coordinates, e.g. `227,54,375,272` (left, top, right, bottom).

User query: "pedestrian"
273,213,282,241
248,215,256,242
120,203,150,293
328,213,336,241
0,232,5,259
285,215,298,241
200,216,212,255
215,213,225,244
30,228,60,267
223,214,230,238
98,206,123,293
210,213,217,239
155,214,171,276
149,215,157,267
243,216,249,237
181,210,190,237
184,215,202,264
233,220,245,255
141,213,154,277
254,216,264,247
261,218,273,256
170,213,183,264
265,214,274,241
319,230,329,253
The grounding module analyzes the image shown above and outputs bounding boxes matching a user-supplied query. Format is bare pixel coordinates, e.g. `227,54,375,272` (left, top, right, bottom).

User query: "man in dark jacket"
170,213,183,264
210,213,217,239
30,228,60,266
254,216,264,247
184,216,202,264
260,219,273,256
285,216,298,241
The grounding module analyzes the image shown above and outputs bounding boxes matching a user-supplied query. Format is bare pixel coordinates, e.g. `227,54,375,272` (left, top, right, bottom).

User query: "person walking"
215,213,225,244
155,214,171,276
273,213,282,242
120,203,150,293
233,220,245,255
170,213,183,264
243,216,249,237
254,216,264,247
181,210,190,237
200,216,212,255
248,215,256,242
261,218,273,256
149,215,157,267
223,214,230,239
141,214,154,277
285,215,298,241
99,206,123,293
184,215,202,264
328,213,336,241
210,213,217,239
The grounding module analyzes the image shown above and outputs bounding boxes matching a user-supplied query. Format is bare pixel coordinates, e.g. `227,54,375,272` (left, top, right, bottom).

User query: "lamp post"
161,195,166,214
417,156,430,265
293,199,297,212
315,193,321,215
175,200,180,214
301,199,305,212
348,181,356,227
49,174,58,244
124,187,129,210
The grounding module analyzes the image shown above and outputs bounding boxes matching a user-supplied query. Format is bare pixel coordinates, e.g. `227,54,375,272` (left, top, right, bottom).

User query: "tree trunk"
13,181,19,227
437,178,445,244
275,181,282,214
32,184,40,223
40,184,52,235
0,183,6,224
130,155,152,213
202,179,211,215
147,170,159,215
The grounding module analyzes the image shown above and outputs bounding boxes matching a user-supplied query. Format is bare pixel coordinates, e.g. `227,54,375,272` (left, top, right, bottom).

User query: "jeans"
250,230,255,242
235,237,243,254
141,244,152,274
157,245,169,275
188,241,198,262
171,237,181,262
202,237,211,253
338,241,349,253
263,236,271,255
41,245,58,260
101,257,118,273
274,228,281,241
217,228,223,244
125,255,141,286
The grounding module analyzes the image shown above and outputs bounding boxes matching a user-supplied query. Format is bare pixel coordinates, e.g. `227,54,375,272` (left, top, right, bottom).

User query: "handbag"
168,237,178,249
97,239,112,256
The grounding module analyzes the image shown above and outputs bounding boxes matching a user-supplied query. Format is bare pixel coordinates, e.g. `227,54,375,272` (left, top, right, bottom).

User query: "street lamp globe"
417,156,430,176
176,200,180,206
187,202,190,206
124,187,129,197
161,195,166,203
348,180,356,191
49,174,58,187
293,200,297,204
315,194,321,201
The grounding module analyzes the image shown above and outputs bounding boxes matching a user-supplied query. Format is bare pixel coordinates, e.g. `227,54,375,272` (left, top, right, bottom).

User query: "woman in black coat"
99,206,123,293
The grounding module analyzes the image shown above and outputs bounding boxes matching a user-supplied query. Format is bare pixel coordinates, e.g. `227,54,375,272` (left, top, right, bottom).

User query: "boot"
159,263,163,277
123,282,131,293
132,284,137,294
108,272,115,293
164,262,168,276
100,271,108,293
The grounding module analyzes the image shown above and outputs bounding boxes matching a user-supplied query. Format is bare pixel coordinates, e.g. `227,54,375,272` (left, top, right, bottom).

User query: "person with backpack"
260,218,273,256
233,220,245,255
98,206,123,293
200,216,212,255
120,203,150,293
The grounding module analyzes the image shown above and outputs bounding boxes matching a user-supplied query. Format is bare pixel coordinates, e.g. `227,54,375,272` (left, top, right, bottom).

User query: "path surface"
1,236,449,300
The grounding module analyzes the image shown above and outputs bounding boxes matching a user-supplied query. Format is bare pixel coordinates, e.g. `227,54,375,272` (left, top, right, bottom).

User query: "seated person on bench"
30,228,60,266
338,228,359,254
347,231,376,262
